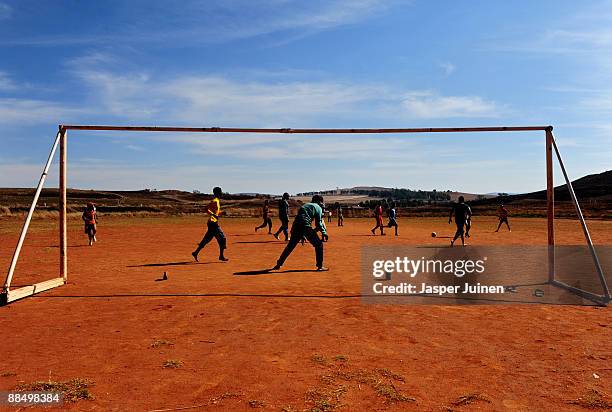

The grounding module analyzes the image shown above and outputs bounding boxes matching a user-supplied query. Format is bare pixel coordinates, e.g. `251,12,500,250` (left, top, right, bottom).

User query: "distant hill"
0,170,609,219
507,170,612,202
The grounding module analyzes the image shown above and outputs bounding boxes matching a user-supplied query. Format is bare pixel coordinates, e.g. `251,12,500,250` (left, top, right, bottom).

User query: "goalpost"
1,124,609,305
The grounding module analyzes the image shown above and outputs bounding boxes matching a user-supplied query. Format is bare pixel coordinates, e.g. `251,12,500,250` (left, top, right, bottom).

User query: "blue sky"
0,0,610,194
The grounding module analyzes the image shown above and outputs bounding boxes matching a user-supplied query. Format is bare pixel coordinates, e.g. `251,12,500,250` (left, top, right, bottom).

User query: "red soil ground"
1,216,611,411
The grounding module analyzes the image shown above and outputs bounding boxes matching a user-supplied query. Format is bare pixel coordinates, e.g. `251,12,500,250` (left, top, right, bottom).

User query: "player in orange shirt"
192,187,228,262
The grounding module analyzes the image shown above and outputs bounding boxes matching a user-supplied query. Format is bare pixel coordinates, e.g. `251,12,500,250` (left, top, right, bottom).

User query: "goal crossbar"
1,124,609,306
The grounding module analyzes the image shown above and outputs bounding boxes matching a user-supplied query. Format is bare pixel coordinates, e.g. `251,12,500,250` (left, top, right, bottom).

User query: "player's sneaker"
272,264,281,271
316,266,329,272
273,233,280,240
219,256,229,262
191,251,199,262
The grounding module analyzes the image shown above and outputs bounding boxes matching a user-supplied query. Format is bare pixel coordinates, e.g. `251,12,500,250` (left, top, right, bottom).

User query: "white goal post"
1,124,609,305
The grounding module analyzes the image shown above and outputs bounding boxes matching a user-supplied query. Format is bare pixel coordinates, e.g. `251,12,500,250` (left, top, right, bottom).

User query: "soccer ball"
431,232,437,238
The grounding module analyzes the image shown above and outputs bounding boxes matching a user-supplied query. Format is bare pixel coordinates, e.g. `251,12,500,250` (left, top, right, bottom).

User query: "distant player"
371,201,385,235
272,195,329,271
82,202,98,246
192,186,228,262
495,204,511,232
387,201,399,236
464,203,473,238
449,196,472,247
255,199,273,234
337,204,344,227
327,209,332,223
273,193,290,241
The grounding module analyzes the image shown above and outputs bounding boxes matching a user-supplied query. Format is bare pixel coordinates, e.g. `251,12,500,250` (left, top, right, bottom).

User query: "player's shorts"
376,216,383,226
84,223,96,234
499,217,509,223
455,220,465,234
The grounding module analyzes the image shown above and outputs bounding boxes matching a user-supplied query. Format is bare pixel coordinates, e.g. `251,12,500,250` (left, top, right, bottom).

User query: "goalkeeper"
272,194,329,271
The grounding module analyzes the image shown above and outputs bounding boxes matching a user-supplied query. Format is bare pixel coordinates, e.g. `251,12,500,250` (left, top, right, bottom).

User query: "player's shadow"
127,261,220,268
235,240,279,244
234,269,320,276
48,245,91,248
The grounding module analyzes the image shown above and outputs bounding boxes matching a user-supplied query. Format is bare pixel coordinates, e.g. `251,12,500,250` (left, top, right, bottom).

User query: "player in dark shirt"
273,193,291,241
495,204,511,232
449,196,472,247
255,199,273,234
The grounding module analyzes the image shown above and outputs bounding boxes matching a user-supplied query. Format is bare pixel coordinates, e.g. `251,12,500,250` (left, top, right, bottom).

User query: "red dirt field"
1,215,611,411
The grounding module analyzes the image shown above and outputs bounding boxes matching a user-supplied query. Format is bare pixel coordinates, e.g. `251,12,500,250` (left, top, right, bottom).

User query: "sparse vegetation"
16,378,95,402
0,371,17,377
162,359,183,369
307,354,415,409
305,385,348,411
209,392,241,405
311,353,327,365
451,393,491,406
248,399,265,408
567,388,612,409
150,339,174,348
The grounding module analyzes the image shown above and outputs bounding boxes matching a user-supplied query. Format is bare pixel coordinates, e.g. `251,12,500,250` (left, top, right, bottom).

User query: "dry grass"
1,371,17,377
304,355,415,410
451,393,491,406
150,339,174,348
567,388,612,409
247,399,265,408
304,385,348,411
311,353,327,365
209,392,241,405
162,359,183,369
15,378,95,402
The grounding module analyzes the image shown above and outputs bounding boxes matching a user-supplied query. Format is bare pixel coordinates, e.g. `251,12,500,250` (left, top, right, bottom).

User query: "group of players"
80,188,512,270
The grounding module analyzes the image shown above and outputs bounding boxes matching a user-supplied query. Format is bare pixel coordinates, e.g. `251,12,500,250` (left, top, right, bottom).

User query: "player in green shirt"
272,195,329,271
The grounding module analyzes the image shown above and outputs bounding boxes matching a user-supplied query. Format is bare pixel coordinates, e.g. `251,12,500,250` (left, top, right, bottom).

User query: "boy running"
495,204,511,232
192,186,228,262
272,195,329,271
449,196,472,247
387,201,399,236
255,199,273,234
273,193,290,241
371,201,385,235
82,202,98,246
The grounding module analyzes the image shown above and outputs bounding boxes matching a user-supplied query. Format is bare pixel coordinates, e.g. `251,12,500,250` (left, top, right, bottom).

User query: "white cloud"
0,2,11,20
439,62,455,76
0,71,17,90
1,0,404,47
67,61,503,125
0,98,86,125
401,92,499,119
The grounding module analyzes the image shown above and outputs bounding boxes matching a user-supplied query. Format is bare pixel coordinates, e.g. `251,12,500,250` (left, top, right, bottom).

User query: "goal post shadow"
1,124,610,306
